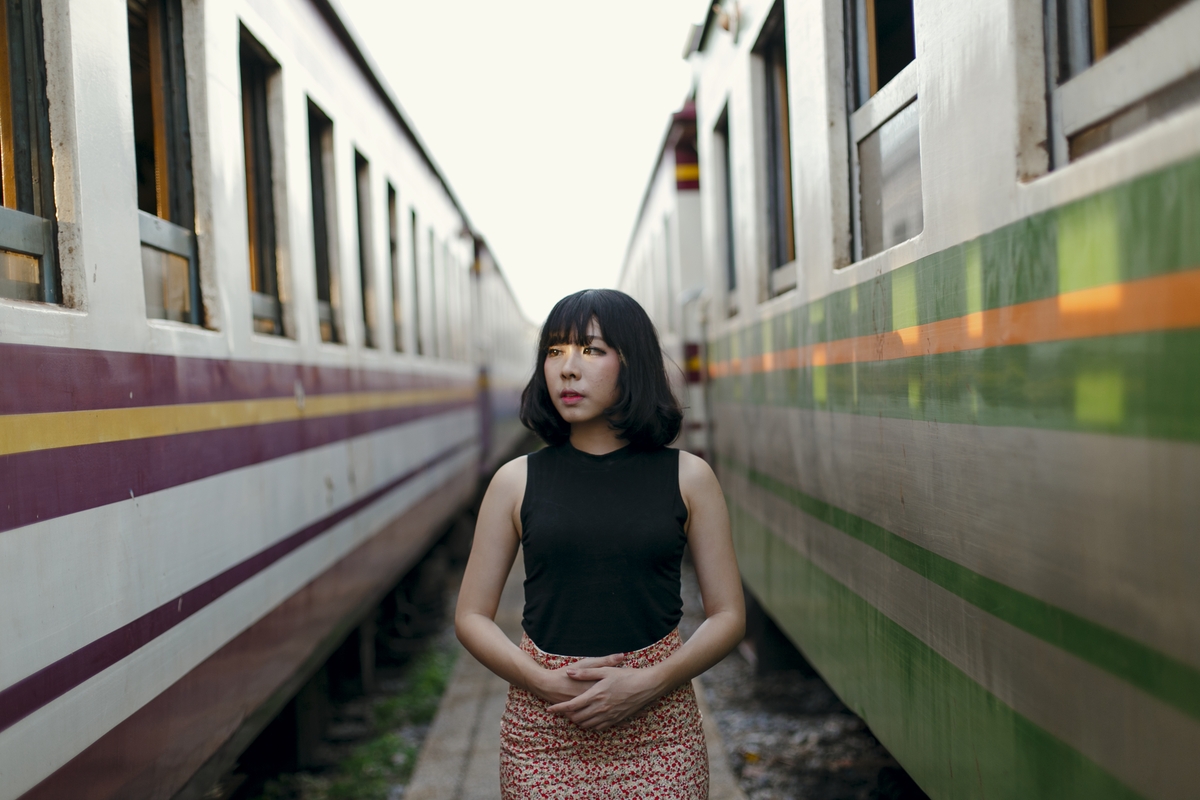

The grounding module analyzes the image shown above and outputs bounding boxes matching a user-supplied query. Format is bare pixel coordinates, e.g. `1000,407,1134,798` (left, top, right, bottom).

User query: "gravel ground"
679,560,929,800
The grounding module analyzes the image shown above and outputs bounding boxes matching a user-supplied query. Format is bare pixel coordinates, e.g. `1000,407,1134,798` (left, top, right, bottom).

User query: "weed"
247,643,458,800
372,647,457,729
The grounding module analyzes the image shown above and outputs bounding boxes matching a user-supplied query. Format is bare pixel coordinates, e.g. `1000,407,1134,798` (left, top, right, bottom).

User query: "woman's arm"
454,457,623,703
549,452,745,729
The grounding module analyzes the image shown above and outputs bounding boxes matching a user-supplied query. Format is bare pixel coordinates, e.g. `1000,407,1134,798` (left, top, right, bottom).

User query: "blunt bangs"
520,289,682,450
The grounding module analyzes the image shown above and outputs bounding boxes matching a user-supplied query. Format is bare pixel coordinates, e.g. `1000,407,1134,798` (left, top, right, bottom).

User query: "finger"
569,653,625,670
567,698,612,726
549,683,603,715
547,693,590,714
564,667,608,681
574,710,613,729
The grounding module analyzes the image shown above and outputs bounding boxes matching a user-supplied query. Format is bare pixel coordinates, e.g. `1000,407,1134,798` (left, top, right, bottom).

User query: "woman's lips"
560,390,583,406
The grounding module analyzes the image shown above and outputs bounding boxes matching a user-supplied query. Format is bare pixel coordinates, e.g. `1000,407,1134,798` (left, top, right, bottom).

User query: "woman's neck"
568,418,626,455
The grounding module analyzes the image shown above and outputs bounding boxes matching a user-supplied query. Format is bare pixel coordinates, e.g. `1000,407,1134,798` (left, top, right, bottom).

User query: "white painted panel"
0,408,476,689
0,443,476,799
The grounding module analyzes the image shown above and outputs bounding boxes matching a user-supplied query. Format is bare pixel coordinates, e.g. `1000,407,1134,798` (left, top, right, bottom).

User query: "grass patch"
373,647,458,730
250,645,459,800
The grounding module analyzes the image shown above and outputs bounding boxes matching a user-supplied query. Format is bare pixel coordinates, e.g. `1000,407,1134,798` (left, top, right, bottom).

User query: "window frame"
239,27,287,337
437,237,449,358
0,0,57,306
1045,0,1200,166
427,229,438,358
662,213,676,334
845,0,920,264
128,0,200,325
306,99,342,344
410,208,423,355
387,182,403,353
754,2,797,296
353,150,376,349
713,107,737,316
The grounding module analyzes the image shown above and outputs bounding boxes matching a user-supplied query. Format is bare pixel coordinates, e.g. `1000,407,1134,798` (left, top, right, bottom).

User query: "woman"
455,289,744,799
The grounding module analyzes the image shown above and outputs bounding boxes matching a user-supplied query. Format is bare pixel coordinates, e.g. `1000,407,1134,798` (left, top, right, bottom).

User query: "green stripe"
707,155,1200,359
710,329,1200,441
722,457,1200,722
731,503,1144,800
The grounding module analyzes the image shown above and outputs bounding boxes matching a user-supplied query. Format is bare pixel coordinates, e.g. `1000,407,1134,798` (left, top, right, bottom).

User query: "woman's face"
543,319,621,427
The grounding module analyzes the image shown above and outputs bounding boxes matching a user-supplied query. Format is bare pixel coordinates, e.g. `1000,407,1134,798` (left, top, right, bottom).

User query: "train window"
848,0,915,108
754,2,795,294
387,183,403,352
0,0,57,305
858,100,922,256
307,101,340,343
439,239,451,358
846,0,921,260
428,229,438,357
447,248,464,360
411,209,423,355
663,215,676,334
128,0,199,325
713,109,736,315
354,152,377,348
444,247,456,359
1046,0,1197,165
240,30,285,336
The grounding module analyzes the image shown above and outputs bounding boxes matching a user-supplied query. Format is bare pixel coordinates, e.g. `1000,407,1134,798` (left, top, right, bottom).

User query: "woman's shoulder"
676,449,719,494
488,454,530,503
493,453,530,478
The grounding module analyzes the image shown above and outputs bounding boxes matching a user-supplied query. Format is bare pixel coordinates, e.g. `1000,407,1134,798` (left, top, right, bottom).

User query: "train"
620,0,1200,797
0,1,534,798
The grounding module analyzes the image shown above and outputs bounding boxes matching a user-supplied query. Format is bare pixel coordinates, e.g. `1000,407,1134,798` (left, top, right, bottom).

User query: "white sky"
336,0,704,324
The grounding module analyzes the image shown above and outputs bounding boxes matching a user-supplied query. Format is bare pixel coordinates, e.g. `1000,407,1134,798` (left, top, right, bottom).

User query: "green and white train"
620,0,1200,797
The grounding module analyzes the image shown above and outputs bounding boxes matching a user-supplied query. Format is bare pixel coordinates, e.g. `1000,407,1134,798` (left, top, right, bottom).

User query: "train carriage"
0,1,532,798
625,0,1200,797
617,100,711,459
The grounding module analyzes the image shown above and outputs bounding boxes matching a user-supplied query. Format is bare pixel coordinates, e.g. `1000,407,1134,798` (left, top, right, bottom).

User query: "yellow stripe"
0,387,475,458
675,163,700,181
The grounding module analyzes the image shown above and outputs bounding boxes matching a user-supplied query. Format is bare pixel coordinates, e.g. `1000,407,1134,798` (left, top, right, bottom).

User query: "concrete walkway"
406,561,745,799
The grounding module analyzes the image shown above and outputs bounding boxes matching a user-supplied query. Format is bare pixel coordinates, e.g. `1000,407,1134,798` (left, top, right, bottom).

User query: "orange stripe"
709,269,1200,376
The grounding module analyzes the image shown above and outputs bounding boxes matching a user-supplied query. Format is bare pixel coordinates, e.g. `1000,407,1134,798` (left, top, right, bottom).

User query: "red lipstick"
559,389,583,406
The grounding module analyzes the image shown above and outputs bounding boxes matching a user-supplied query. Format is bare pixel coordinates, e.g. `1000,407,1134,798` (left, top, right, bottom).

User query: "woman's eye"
584,347,604,355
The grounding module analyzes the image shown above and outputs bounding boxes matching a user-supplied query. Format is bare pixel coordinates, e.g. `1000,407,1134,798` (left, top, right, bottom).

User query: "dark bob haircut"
520,289,682,450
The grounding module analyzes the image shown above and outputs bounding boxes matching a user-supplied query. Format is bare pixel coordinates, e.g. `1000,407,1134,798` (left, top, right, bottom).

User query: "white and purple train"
0,1,534,797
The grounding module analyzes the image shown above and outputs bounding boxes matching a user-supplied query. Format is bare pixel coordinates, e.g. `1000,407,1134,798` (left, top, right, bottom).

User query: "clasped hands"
536,653,663,731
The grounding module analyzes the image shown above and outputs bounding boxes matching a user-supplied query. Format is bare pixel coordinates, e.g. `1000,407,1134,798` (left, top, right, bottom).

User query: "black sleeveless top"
519,443,689,656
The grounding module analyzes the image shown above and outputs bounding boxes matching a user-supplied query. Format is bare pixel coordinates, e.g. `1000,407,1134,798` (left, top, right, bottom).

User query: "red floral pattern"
499,629,709,799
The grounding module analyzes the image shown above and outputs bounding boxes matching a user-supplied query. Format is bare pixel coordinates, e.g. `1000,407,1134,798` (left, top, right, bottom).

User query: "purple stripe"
0,342,471,415
0,399,475,534
0,440,472,736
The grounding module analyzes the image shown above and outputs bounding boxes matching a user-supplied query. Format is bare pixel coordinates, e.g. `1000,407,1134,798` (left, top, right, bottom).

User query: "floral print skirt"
499,629,708,799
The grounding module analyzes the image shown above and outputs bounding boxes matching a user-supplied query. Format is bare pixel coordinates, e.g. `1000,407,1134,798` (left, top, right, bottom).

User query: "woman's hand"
546,664,665,730
530,653,625,704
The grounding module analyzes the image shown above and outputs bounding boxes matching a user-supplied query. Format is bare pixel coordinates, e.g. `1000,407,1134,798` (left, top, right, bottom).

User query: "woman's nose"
560,349,581,379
